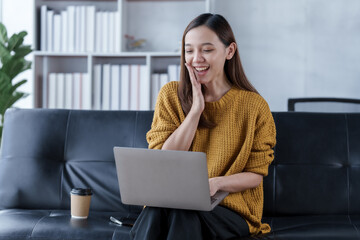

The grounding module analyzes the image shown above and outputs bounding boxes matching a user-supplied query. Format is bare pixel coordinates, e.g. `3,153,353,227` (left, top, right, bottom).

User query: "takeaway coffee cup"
70,188,93,219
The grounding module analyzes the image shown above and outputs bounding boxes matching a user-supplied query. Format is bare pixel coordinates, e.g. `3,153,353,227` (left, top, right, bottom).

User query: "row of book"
41,5,121,52
46,64,181,110
94,64,149,110
47,73,91,109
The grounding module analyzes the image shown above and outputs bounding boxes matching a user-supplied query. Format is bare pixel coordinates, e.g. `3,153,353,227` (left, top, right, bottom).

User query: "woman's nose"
193,51,204,63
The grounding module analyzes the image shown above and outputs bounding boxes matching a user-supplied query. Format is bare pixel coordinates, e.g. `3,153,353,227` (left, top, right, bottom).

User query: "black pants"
129,206,249,240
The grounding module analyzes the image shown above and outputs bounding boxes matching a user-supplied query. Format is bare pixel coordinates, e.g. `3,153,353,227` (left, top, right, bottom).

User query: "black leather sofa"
0,108,359,240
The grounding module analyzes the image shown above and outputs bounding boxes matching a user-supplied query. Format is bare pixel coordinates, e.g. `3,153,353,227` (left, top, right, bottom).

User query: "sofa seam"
345,114,350,216
29,213,49,238
111,227,117,240
63,110,72,163
59,164,65,209
60,110,72,204
348,215,360,238
272,230,277,240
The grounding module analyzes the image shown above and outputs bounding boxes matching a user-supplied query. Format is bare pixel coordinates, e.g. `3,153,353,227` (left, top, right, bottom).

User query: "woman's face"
184,25,234,85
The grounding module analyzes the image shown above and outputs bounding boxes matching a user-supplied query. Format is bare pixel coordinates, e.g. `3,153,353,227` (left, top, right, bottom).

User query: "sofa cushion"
0,109,153,213
0,209,136,240
264,113,360,217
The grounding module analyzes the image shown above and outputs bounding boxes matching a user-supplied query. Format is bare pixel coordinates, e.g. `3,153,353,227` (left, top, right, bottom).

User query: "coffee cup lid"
71,188,93,196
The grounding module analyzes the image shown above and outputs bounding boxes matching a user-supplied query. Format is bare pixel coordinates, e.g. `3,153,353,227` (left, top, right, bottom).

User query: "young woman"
130,13,276,240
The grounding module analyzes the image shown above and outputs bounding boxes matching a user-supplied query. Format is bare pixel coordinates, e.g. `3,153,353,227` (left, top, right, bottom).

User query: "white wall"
213,0,360,111
2,0,34,109
126,1,205,52
2,0,360,111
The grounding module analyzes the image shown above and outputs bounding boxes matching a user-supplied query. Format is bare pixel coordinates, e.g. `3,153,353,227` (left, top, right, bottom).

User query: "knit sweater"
146,81,276,235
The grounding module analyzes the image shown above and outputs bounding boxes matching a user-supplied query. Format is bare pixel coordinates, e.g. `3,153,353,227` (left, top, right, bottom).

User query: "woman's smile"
193,65,210,78
194,66,210,72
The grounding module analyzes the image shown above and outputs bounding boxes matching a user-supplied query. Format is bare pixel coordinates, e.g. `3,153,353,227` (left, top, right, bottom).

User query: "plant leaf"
0,94,14,116
0,23,31,133
4,59,32,79
22,60,32,71
0,71,11,94
0,42,10,62
2,58,26,80
13,45,32,58
12,31,27,50
8,31,27,52
8,79,27,95
0,91,27,117
5,92,25,110
0,23,8,44
7,34,22,52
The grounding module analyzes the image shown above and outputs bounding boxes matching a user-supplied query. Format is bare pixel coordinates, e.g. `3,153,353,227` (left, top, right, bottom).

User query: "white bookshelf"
33,0,209,110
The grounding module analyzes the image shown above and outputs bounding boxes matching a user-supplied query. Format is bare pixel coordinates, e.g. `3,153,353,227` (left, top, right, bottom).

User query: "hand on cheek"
185,63,205,114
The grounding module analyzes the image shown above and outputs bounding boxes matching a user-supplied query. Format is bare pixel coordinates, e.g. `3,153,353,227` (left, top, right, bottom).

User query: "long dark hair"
178,13,258,128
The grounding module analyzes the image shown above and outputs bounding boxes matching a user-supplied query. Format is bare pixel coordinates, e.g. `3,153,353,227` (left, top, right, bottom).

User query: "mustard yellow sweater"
146,81,276,235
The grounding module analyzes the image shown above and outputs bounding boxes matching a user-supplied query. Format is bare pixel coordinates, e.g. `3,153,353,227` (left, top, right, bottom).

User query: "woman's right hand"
185,63,205,115
161,63,204,151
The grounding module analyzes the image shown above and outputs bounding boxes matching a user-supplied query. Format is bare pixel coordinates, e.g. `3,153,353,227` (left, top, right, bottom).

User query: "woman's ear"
226,42,237,60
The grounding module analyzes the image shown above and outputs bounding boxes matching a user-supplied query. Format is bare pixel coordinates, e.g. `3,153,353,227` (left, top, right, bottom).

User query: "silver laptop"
113,147,228,211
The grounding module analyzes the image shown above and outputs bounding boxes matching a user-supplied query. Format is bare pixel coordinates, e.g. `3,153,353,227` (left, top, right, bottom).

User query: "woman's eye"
203,49,213,53
185,50,193,53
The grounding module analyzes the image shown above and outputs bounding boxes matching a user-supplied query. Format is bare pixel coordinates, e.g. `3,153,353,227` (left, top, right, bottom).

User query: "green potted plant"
0,22,32,143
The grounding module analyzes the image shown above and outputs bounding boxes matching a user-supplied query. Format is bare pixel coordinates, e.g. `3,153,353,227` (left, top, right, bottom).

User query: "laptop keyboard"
210,196,217,204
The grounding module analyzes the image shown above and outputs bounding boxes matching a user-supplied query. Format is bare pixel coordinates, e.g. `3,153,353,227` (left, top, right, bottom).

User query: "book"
139,65,150,110
115,11,121,52
120,64,130,110
40,5,47,51
80,6,87,52
75,6,81,52
102,64,111,110
130,65,139,110
86,6,96,52
167,64,179,82
53,14,62,52
151,73,160,110
48,73,57,108
102,11,109,53
65,73,73,109
67,6,76,52
93,64,102,110
73,73,82,109
160,73,169,89
47,10,54,52
108,12,115,53
61,11,68,52
82,73,92,109
111,65,121,110
56,73,65,108
95,12,102,52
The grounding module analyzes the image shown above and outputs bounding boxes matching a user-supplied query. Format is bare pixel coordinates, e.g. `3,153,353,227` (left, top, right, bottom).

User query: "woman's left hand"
209,177,222,196
209,173,263,196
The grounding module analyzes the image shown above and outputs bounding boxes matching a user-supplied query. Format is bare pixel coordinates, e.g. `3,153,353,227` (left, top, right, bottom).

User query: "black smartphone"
110,216,136,227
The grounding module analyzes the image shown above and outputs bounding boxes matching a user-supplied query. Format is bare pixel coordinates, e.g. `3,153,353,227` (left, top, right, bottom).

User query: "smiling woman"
131,13,277,240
